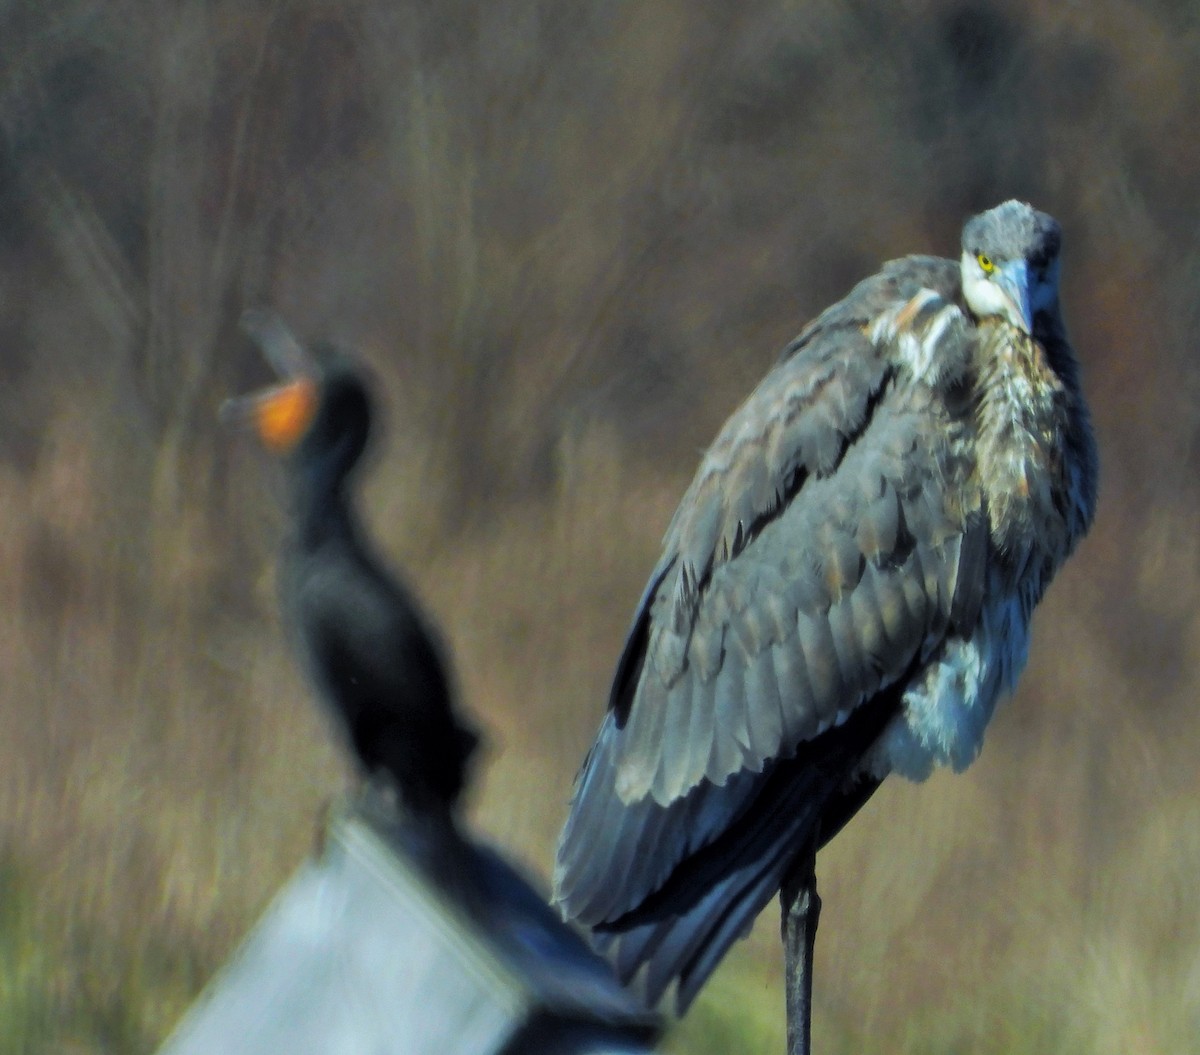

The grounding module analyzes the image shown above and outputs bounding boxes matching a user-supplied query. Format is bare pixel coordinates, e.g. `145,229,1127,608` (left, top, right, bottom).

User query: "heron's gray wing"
555,255,987,926
610,256,980,804
570,686,898,1012
645,255,962,617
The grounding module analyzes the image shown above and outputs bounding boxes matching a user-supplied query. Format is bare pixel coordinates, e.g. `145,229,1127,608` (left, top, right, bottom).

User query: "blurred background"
1,1,1198,1052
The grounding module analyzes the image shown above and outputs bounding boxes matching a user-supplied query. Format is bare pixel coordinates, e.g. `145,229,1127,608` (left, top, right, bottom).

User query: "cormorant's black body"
277,357,477,815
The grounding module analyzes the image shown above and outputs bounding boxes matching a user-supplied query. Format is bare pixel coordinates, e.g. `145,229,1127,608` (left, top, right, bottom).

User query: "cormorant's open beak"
220,378,319,453
994,258,1034,334
220,310,320,453
239,309,314,380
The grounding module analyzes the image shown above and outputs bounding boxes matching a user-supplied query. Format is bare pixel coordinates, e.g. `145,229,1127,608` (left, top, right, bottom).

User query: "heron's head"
960,200,1062,335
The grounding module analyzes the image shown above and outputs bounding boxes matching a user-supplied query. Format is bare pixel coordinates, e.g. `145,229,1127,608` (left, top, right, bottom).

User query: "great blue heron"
225,313,478,818
553,201,1098,1018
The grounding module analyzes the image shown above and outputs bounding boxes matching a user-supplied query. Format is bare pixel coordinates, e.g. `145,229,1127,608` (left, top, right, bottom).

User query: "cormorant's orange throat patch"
256,378,319,453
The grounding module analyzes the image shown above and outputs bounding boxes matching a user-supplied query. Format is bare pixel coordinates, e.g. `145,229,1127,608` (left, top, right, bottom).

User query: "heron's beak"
994,258,1033,334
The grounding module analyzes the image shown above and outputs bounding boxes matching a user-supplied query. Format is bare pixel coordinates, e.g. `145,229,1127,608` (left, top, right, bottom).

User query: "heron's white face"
960,250,1060,335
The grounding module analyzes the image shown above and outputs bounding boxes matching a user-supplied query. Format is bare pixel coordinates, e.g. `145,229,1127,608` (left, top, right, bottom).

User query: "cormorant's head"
960,200,1062,335
222,310,374,482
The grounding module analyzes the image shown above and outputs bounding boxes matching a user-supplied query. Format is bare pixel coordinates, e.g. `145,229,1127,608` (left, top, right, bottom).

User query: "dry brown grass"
2,1,1199,1052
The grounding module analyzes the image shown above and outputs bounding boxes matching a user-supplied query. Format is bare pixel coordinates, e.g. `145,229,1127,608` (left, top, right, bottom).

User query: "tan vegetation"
1,1,1198,1052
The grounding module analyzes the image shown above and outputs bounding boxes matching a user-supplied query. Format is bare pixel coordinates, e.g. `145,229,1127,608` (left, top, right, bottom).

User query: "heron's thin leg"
781,834,821,1055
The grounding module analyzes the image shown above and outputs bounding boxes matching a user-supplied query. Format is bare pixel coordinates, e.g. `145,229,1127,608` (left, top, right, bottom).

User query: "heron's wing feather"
612,256,960,662
555,257,985,932
604,258,981,805
558,472,985,923
554,714,762,926
555,677,899,1011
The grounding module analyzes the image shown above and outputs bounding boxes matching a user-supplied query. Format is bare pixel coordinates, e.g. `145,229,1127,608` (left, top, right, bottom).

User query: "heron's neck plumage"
971,314,1085,590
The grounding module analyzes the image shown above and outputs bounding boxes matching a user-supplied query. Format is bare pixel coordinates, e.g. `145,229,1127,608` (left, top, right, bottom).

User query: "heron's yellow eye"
976,252,995,274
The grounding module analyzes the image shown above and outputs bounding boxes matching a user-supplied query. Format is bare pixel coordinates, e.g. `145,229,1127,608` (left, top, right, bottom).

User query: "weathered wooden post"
157,800,660,1055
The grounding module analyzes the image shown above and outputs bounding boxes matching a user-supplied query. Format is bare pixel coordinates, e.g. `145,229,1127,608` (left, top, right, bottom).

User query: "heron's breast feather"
867,582,1029,781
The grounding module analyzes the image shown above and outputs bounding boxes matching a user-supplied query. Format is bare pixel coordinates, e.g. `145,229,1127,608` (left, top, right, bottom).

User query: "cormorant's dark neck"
289,467,364,552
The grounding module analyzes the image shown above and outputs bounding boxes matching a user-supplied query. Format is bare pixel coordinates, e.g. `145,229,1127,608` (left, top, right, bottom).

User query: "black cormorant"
226,311,478,818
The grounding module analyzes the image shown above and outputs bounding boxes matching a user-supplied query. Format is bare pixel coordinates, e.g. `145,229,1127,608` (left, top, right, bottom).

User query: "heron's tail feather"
560,689,898,1013
598,826,802,1012
593,760,827,1013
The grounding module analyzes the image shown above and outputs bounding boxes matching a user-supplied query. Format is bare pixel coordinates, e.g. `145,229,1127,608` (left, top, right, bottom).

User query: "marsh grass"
2,2,1199,1053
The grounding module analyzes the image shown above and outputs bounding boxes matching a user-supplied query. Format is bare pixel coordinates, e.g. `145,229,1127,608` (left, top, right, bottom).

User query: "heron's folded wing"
555,257,985,920
611,299,983,804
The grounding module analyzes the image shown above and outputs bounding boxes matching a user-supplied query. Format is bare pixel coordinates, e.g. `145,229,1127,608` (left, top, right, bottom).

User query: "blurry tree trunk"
781,835,820,1055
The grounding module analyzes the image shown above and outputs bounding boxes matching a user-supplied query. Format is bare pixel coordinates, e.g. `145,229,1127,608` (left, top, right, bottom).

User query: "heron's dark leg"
780,832,821,1055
